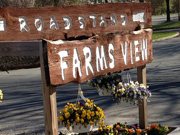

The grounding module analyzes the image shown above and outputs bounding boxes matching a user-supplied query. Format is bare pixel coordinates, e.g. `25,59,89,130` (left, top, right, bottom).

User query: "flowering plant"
96,123,169,135
89,74,151,104
0,89,3,102
97,123,144,135
147,123,169,135
88,74,122,96
112,81,151,104
59,98,105,130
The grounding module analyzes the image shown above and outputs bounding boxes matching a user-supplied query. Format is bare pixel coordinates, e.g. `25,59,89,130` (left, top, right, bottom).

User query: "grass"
153,21,180,30
153,32,177,41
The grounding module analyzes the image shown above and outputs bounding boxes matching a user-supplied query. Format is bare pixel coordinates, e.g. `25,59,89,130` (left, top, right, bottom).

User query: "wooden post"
40,41,58,135
137,65,148,129
178,0,180,21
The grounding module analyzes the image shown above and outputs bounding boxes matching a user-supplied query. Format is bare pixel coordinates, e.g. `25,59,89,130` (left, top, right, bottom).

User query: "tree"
165,0,171,22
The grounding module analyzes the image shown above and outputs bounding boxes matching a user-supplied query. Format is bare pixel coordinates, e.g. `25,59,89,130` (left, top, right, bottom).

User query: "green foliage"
151,0,179,15
153,21,180,30
153,32,177,41
151,0,166,15
147,124,169,135
171,0,179,13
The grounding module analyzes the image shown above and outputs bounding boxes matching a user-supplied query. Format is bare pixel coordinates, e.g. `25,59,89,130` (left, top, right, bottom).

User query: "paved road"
0,37,180,134
152,14,179,25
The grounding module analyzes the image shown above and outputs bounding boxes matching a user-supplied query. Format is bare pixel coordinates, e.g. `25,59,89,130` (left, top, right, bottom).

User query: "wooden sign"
0,41,39,56
47,29,153,86
0,3,151,41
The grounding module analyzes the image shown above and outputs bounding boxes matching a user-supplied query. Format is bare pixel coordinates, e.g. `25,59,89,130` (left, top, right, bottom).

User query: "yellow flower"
99,127,103,131
87,114,91,120
58,98,105,128
82,110,86,115
87,110,91,114
81,114,86,118
119,88,125,93
59,116,64,121
81,119,84,123
65,112,70,118
75,117,80,123
63,108,68,113
96,111,99,116
85,102,89,106
89,121,94,125
75,113,79,117
86,99,90,103
91,111,95,117
98,120,104,126
107,125,112,131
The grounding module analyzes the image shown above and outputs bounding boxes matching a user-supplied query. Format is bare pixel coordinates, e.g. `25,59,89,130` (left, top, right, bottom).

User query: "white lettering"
73,48,82,78
0,19,5,31
108,43,115,69
78,16,85,29
130,42,134,64
134,40,140,62
58,51,68,80
142,39,148,60
50,16,59,30
35,17,43,31
19,17,30,32
121,15,127,26
121,42,128,65
89,15,96,27
63,17,71,30
83,47,94,75
99,16,106,27
110,15,117,25
96,46,107,72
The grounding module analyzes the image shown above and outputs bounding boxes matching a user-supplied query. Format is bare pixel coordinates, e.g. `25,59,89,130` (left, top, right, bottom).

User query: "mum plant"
89,74,151,105
88,73,122,96
112,81,151,104
59,98,105,130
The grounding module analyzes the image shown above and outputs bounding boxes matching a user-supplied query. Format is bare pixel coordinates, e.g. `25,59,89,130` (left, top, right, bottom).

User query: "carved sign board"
0,3,151,41
47,29,153,86
0,41,39,56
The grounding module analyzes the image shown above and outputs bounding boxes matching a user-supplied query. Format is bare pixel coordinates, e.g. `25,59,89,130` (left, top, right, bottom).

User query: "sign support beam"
40,41,58,135
137,65,148,129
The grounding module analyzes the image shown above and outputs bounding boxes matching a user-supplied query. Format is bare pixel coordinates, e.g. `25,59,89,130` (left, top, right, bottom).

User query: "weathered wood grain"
137,65,148,129
40,41,58,135
47,29,153,86
0,3,151,41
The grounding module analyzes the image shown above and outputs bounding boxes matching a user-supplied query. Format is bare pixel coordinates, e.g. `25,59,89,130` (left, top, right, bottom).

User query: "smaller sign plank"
0,3,151,41
0,41,39,56
47,29,153,86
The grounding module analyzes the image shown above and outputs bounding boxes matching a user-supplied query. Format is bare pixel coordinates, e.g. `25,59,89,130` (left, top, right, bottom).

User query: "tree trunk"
166,0,171,22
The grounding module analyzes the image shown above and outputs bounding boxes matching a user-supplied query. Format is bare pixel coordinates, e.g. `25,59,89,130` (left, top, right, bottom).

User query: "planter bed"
59,124,176,135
